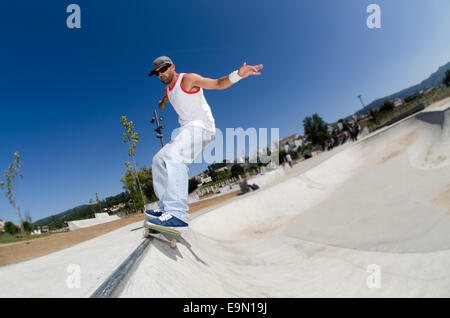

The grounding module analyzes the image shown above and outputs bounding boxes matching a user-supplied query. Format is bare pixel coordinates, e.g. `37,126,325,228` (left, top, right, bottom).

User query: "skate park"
1,98,449,298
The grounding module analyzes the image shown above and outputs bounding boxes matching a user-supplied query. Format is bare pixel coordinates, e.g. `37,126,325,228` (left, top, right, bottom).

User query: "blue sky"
1,0,449,223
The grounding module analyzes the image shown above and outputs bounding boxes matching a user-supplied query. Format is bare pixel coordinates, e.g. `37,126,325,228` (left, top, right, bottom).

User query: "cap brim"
148,62,172,77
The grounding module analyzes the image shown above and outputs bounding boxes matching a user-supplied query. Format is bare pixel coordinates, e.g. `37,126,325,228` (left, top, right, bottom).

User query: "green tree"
380,100,395,112
138,166,157,203
303,114,330,150
247,164,260,175
49,216,57,230
298,143,313,159
288,150,299,160
73,208,80,220
189,178,200,194
230,164,245,179
443,70,450,87
95,192,102,213
0,152,27,240
88,199,96,217
121,116,146,212
279,149,287,164
22,221,33,233
4,221,19,235
207,168,218,182
120,168,151,213
369,108,381,125
216,171,232,182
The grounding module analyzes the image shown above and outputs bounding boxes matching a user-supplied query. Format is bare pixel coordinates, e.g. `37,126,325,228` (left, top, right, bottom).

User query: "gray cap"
148,56,173,76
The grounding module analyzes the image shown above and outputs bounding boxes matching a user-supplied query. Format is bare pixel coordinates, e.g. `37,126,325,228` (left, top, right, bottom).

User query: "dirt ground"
0,190,240,266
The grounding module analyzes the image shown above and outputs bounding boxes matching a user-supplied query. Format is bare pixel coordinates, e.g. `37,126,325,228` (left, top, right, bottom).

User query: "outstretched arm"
183,62,263,91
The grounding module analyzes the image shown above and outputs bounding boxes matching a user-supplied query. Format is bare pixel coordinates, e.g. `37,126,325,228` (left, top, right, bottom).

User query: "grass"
0,231,66,245
367,86,450,132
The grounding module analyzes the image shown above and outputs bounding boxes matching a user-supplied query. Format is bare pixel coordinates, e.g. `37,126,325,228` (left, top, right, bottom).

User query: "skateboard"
142,221,180,249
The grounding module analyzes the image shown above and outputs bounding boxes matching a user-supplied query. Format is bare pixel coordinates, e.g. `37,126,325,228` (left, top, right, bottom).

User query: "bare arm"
182,62,263,91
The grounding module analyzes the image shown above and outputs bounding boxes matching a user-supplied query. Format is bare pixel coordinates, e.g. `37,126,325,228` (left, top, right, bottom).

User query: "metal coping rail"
90,238,151,298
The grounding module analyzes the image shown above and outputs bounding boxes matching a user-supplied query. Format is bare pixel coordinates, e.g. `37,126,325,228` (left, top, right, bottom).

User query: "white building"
277,134,305,152
214,166,228,173
201,176,212,184
31,228,42,236
0,219,6,232
392,98,404,107
109,203,125,212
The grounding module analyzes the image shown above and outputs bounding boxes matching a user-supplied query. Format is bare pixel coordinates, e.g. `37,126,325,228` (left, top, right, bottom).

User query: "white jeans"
151,125,215,224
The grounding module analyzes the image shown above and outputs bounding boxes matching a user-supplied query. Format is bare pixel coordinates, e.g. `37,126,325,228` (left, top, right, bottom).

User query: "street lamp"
150,109,165,148
357,95,365,108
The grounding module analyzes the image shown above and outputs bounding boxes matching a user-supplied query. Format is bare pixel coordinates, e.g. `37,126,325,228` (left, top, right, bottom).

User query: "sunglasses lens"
156,64,170,76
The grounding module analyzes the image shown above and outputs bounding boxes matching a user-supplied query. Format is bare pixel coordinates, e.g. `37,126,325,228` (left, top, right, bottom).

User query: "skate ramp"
67,213,121,231
119,102,450,297
1,100,449,298
191,106,450,252
282,108,450,253
0,222,145,297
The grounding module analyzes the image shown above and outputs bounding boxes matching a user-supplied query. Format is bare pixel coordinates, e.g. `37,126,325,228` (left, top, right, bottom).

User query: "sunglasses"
154,64,171,76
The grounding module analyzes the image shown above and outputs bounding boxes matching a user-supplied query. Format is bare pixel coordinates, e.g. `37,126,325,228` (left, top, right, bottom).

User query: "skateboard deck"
143,221,180,248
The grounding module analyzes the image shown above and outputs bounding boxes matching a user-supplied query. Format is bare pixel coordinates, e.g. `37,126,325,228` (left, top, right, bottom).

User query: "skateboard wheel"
169,239,177,249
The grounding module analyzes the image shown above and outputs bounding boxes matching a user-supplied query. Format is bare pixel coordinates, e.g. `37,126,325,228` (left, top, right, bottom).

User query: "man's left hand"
238,62,263,78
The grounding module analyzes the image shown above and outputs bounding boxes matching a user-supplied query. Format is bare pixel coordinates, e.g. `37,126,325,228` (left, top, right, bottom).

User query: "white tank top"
165,73,216,133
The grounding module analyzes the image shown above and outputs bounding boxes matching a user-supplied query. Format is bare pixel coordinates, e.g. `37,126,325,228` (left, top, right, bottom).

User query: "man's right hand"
158,95,169,110
158,100,165,110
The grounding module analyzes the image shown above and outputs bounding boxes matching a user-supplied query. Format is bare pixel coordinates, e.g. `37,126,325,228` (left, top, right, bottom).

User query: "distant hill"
35,205,89,226
357,61,450,115
35,192,130,226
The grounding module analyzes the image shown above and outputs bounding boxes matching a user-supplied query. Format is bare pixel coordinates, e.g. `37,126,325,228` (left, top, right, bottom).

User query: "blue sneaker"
145,209,163,220
146,213,188,232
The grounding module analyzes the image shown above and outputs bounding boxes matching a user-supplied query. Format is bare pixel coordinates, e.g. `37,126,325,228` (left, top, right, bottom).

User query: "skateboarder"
145,56,263,231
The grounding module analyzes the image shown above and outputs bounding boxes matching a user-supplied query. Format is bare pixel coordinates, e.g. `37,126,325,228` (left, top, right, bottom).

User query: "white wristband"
228,70,242,84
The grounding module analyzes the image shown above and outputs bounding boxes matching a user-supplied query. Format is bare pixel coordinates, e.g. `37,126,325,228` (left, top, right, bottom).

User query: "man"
146,56,263,231
285,153,293,168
